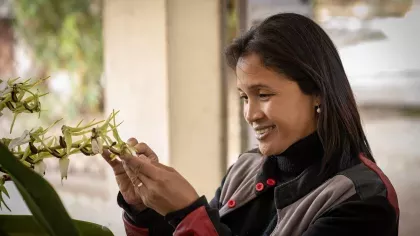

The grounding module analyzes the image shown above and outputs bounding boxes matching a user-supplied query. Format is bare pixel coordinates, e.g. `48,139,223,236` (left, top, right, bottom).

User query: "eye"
258,93,272,100
239,94,248,103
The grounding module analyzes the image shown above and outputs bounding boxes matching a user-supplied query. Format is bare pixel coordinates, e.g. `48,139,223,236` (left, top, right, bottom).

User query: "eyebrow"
237,83,272,91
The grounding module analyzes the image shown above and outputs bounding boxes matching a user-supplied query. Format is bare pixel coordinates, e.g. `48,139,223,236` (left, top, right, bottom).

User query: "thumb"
122,161,142,185
101,149,120,168
101,149,126,176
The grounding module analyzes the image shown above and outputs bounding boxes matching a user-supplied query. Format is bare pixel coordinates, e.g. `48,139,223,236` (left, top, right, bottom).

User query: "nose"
244,101,264,124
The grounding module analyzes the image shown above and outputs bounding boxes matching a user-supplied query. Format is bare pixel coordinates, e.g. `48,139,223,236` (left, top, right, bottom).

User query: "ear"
313,95,321,107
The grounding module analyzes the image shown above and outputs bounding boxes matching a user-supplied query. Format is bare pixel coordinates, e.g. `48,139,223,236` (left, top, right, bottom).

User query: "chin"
258,143,284,157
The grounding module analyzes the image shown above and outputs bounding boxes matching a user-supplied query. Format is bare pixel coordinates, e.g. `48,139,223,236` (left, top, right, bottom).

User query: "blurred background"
0,0,419,235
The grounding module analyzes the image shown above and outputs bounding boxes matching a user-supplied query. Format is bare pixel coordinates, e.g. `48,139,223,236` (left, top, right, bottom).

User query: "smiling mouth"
254,125,275,140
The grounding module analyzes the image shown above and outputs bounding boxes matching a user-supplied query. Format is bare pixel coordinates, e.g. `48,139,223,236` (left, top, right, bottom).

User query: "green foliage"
0,142,79,235
0,77,128,235
0,215,114,236
0,77,48,133
0,177,11,211
0,144,114,235
0,78,130,210
12,0,103,113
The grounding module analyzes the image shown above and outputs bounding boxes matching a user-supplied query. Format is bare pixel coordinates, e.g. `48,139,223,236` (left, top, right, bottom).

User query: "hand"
120,153,199,216
102,138,158,211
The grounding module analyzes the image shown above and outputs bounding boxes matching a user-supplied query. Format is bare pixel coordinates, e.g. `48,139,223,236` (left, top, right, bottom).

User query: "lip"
254,125,276,140
253,125,275,131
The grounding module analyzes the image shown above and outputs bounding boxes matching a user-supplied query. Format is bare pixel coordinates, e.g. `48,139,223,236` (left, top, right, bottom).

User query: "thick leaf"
0,177,11,211
0,215,114,236
0,143,79,235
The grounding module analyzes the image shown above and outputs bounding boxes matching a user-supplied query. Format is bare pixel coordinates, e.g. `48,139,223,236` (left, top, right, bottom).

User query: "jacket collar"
254,132,324,197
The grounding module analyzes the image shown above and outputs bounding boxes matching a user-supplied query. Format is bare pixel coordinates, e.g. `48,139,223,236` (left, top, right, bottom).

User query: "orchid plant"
0,77,134,212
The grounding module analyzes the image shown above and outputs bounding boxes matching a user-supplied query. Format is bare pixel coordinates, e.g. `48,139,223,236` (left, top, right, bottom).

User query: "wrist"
130,202,147,212
165,195,208,228
117,192,145,214
167,194,200,215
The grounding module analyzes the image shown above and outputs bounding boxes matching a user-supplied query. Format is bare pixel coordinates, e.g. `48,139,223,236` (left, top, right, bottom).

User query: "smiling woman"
106,13,400,236
236,53,320,156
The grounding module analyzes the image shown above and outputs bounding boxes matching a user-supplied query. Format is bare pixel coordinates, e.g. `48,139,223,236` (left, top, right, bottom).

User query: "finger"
123,161,144,186
136,184,148,205
132,180,149,208
121,154,159,179
101,149,121,167
101,148,112,161
123,161,153,188
152,161,175,172
127,138,138,147
133,142,157,158
101,149,127,175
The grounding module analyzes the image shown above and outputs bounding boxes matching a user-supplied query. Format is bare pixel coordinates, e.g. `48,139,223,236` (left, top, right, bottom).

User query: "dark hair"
225,13,374,173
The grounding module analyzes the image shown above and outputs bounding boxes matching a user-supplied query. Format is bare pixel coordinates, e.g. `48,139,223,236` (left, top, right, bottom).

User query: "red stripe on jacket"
123,213,149,236
174,206,219,236
359,153,400,216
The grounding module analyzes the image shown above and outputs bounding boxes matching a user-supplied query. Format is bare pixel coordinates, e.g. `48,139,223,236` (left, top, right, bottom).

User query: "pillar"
103,0,225,198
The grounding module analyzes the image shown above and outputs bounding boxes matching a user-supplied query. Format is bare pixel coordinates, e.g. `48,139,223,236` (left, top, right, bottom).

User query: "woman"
102,13,399,236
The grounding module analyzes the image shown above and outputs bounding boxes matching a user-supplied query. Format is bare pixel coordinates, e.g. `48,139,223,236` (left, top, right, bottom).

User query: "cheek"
266,99,315,132
264,101,295,126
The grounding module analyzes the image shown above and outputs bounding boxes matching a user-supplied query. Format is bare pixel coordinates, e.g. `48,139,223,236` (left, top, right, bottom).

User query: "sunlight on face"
236,53,319,156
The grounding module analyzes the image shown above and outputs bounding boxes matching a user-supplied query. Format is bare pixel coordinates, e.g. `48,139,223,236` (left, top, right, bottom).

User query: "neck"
264,132,324,179
255,132,324,187
278,132,323,173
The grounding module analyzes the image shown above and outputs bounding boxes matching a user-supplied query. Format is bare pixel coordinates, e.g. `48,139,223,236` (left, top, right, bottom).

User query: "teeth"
255,126,274,135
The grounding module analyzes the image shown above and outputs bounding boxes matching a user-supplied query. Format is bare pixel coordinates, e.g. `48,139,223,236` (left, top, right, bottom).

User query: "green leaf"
0,179,11,211
0,143,79,235
0,215,114,236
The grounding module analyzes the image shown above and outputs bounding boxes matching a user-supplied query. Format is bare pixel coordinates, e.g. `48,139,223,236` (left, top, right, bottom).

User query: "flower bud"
80,147,93,156
59,136,67,148
51,150,65,158
34,161,46,176
59,157,70,181
29,142,38,154
5,101,15,111
91,136,103,155
8,130,30,150
11,90,19,103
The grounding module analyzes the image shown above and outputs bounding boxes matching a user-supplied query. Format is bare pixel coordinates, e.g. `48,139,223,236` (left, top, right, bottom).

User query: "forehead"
236,53,289,90
236,53,265,76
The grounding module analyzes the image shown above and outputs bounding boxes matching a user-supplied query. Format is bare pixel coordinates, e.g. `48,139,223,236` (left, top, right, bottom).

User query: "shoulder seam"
358,154,399,216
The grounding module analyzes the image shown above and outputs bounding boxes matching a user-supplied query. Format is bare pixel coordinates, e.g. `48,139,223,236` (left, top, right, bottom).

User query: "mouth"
254,125,276,140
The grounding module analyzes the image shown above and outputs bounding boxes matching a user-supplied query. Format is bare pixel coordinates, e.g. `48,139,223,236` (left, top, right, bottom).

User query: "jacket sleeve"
166,195,235,236
118,192,174,236
165,166,236,236
119,166,236,236
302,195,399,236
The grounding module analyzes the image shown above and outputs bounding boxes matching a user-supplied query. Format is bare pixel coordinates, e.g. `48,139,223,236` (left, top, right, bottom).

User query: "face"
236,53,319,157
